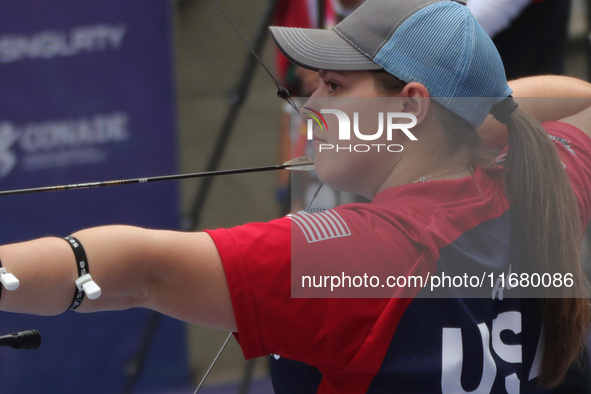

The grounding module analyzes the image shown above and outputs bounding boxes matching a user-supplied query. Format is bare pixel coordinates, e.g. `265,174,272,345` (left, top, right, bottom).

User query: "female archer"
1,0,591,392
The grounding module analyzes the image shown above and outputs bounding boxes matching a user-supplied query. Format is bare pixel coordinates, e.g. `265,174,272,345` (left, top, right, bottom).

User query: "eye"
325,81,339,93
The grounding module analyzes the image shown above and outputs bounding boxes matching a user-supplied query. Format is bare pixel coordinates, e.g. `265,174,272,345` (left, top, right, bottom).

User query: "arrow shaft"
0,162,311,197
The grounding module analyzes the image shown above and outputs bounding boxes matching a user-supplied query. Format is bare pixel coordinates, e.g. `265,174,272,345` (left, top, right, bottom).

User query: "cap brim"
270,26,382,71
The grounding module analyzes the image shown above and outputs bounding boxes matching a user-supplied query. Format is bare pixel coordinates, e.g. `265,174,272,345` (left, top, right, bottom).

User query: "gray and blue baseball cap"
270,0,512,128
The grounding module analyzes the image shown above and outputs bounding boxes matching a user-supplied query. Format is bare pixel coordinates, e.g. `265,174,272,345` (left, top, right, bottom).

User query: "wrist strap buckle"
0,267,19,291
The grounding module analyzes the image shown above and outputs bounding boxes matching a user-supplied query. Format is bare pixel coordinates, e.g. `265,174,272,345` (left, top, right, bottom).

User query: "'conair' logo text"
305,109,417,153
0,112,129,178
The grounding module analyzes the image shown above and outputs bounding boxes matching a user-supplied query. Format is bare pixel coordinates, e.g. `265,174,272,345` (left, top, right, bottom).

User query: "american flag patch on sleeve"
287,209,351,243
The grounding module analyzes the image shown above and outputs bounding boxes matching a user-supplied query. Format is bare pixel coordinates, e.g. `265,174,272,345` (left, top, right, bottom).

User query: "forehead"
319,70,343,77
318,70,376,83
319,70,364,79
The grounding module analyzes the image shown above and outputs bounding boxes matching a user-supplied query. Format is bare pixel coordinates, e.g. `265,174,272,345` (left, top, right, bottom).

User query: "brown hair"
373,70,590,387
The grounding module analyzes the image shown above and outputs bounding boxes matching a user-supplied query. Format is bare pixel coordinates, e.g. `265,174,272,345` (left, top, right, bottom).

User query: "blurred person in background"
467,0,573,79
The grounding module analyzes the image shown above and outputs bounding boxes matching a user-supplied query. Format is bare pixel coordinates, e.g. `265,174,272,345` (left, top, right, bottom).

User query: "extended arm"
0,225,236,331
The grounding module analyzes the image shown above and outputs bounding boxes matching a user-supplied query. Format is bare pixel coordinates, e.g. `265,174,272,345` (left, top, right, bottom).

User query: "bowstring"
193,333,232,394
193,176,321,394
306,182,324,211
193,2,304,392
212,0,300,114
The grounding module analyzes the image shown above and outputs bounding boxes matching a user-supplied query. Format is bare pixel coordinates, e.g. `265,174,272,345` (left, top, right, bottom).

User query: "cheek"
313,148,367,192
353,113,382,141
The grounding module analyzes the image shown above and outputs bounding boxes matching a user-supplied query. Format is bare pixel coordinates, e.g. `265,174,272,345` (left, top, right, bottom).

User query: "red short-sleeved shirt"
205,122,591,393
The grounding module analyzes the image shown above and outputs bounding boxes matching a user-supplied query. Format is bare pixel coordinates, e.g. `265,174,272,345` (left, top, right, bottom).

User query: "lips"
313,134,327,143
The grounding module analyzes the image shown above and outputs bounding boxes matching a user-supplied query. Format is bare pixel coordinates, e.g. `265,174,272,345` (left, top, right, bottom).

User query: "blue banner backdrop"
0,1,188,393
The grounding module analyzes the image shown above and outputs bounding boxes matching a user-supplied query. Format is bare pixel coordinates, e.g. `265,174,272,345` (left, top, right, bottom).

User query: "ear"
398,82,431,126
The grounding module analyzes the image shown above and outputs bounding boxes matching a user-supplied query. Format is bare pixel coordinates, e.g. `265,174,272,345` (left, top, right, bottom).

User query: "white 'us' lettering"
442,311,543,394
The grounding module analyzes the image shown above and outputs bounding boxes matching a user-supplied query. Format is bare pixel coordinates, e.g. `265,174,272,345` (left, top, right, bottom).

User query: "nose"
300,95,321,119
